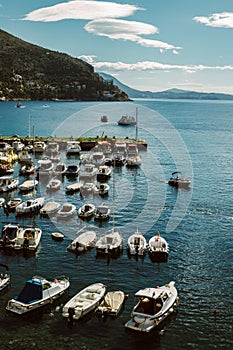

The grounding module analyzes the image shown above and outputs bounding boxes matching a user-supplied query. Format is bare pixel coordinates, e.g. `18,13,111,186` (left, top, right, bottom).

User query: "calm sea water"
0,99,232,350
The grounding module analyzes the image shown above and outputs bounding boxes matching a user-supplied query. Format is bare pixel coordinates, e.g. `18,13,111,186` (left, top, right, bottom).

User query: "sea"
0,99,232,350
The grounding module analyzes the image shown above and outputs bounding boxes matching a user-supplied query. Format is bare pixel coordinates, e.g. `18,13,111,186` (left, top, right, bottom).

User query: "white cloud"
85,18,180,51
23,0,142,22
78,57,233,73
193,12,233,28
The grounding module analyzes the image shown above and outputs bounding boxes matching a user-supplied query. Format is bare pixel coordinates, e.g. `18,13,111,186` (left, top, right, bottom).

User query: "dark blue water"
0,99,232,350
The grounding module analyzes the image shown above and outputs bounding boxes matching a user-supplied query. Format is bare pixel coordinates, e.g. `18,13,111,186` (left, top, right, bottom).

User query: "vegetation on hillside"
0,29,129,101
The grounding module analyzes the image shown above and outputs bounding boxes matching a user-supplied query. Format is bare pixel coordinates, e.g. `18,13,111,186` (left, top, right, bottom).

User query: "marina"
0,100,232,350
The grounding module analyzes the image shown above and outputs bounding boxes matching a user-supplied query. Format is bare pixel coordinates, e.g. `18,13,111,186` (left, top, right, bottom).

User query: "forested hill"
0,29,129,101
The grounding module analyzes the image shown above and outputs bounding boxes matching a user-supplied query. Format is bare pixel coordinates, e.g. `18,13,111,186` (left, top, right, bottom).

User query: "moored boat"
94,204,110,221
125,281,178,333
67,229,97,253
127,230,147,256
95,229,123,256
16,197,45,215
14,227,42,251
148,230,169,261
6,198,22,211
0,264,10,291
18,179,38,192
0,176,19,193
46,178,61,192
6,275,70,315
78,203,96,219
40,201,60,216
57,203,76,219
97,165,112,182
66,182,82,194
96,290,125,317
62,282,106,321
0,223,22,248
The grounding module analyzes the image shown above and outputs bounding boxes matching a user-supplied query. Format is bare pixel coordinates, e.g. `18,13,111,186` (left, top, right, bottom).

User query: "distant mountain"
0,29,129,101
99,72,233,101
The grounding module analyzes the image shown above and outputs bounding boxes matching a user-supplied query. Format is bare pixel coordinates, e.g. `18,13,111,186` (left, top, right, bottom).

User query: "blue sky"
1,0,233,93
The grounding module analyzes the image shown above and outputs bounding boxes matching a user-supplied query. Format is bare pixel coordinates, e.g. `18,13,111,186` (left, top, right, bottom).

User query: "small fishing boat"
33,141,47,153
117,114,136,126
94,204,111,221
148,230,169,261
0,223,22,248
16,197,45,215
0,264,10,291
125,281,178,333
14,227,42,251
6,275,70,315
6,198,22,211
57,203,76,219
96,290,125,317
51,232,64,241
40,201,60,216
97,165,112,182
96,183,110,197
126,154,142,167
65,165,80,177
37,158,54,177
18,150,32,163
89,152,105,166
54,162,67,176
0,176,19,193
67,229,97,253
127,231,147,256
168,171,191,189
62,282,106,321
78,203,96,219
66,182,82,194
19,163,35,176
80,182,98,197
12,140,24,152
95,229,123,256
66,141,81,156
46,178,61,192
79,164,98,180
18,179,38,192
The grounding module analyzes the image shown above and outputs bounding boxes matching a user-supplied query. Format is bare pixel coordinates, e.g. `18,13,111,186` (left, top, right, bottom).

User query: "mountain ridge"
99,72,233,101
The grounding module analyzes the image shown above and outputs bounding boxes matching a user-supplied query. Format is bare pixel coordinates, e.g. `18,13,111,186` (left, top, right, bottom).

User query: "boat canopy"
16,280,43,304
172,171,182,176
135,287,163,300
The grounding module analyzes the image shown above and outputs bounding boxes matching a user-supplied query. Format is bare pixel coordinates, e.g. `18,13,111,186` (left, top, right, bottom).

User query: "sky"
1,0,233,94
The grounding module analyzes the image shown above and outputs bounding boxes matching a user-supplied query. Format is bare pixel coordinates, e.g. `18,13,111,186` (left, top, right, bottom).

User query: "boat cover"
16,280,42,304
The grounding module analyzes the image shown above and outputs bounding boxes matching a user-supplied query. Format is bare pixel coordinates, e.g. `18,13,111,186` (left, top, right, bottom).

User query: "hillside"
0,29,129,101
99,72,233,101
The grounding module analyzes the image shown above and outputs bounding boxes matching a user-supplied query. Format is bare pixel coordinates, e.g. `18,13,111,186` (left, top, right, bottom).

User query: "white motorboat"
46,178,61,192
51,232,64,241
19,179,38,192
66,141,81,156
96,183,110,197
62,282,106,321
97,165,112,182
125,281,178,333
148,230,169,261
79,164,98,180
37,158,54,177
112,153,125,167
80,182,98,197
16,197,45,215
168,171,191,189
6,275,70,315
40,201,60,216
89,152,105,166
14,227,42,251
18,150,32,163
54,162,67,176
117,114,136,126
65,165,80,177
126,154,142,167
33,141,46,153
78,203,96,219
0,264,10,291
66,182,82,194
67,229,97,253
57,203,76,219
0,223,22,248
12,140,24,152
96,290,125,317
19,163,35,176
127,231,147,256
95,229,123,256
0,176,19,192
6,198,22,211
94,204,110,221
